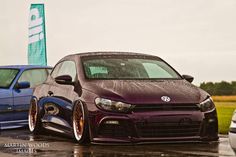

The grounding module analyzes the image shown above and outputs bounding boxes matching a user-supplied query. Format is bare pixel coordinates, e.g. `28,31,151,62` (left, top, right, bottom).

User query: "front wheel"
28,98,42,134
72,102,89,144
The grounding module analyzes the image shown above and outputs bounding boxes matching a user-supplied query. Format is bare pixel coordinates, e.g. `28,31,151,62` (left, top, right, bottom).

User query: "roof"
0,65,52,70
62,51,160,59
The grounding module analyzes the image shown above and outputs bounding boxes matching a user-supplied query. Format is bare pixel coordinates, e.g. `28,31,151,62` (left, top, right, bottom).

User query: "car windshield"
0,69,19,88
82,56,181,80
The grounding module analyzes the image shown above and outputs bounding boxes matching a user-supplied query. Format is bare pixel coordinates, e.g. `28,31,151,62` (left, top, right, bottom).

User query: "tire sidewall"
72,101,89,144
28,98,42,134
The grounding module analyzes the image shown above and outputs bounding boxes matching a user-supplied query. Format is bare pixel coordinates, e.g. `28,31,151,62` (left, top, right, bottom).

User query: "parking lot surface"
0,129,235,157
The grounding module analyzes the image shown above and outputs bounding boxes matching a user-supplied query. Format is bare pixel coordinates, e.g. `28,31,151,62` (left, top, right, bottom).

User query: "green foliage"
232,81,236,95
216,102,236,134
200,81,236,95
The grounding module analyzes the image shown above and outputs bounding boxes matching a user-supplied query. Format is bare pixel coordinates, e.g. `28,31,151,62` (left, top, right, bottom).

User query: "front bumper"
229,132,236,151
88,105,218,144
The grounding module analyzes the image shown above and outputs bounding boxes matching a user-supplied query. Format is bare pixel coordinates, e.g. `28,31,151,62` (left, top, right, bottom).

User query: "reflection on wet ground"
0,129,235,157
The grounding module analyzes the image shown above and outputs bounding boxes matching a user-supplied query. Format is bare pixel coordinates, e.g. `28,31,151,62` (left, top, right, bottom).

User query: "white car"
229,110,236,151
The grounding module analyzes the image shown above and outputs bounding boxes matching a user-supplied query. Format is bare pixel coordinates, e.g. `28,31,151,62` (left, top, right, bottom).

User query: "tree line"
200,81,236,96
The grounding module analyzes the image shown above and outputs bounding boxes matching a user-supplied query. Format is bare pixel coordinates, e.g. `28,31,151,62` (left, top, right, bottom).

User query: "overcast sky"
0,0,236,85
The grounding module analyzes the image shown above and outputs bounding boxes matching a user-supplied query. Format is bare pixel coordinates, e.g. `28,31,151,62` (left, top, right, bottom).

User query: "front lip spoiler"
91,140,215,146
91,136,218,145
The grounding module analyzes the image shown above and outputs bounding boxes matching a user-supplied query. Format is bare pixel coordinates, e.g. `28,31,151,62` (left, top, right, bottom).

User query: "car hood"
82,79,209,104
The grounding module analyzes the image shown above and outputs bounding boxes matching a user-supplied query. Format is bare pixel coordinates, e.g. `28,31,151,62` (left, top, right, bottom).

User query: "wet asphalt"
0,129,235,157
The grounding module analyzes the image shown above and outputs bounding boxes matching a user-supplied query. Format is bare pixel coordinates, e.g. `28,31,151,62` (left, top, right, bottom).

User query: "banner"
28,4,47,65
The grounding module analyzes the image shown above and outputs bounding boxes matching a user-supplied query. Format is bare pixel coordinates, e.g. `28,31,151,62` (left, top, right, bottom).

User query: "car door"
0,89,14,125
12,68,49,121
47,60,78,126
0,68,20,129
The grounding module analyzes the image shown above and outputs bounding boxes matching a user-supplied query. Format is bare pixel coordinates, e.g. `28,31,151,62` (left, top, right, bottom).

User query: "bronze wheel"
28,99,38,132
73,103,85,141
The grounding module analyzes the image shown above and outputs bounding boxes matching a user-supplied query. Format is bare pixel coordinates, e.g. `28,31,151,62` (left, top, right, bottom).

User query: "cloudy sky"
0,0,236,85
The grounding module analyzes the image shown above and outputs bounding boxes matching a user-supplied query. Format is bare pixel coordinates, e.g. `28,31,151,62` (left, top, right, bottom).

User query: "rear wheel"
72,102,89,144
28,98,42,134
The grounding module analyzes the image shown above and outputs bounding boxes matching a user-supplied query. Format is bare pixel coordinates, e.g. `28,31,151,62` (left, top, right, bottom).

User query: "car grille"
98,121,131,137
132,104,200,112
136,121,201,138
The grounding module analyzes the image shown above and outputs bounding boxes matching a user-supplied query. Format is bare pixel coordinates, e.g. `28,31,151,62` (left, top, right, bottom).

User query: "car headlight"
229,110,236,132
95,98,133,112
198,97,215,112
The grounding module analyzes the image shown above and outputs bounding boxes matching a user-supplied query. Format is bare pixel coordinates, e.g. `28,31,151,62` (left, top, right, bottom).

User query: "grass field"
213,95,236,102
213,96,236,134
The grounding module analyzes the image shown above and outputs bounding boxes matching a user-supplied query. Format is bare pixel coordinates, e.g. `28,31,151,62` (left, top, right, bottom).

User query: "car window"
18,69,49,88
89,66,108,75
51,62,63,79
0,69,19,88
51,61,77,82
142,62,173,78
82,57,180,79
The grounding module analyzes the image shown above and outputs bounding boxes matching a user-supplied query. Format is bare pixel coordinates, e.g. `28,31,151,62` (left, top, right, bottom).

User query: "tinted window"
18,69,49,88
0,69,19,88
82,57,180,80
51,62,63,79
51,61,77,81
142,62,174,78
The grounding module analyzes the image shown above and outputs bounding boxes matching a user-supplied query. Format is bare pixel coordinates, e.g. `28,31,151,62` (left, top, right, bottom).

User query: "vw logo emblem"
161,96,171,102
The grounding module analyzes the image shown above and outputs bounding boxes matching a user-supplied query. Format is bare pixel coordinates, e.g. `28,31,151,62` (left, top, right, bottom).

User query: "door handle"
48,91,54,96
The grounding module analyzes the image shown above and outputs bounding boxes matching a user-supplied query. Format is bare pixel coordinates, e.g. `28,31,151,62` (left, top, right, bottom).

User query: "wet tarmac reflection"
0,129,235,157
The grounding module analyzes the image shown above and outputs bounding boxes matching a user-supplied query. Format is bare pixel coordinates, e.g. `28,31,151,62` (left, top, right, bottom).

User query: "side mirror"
15,81,30,89
182,75,194,83
55,75,74,85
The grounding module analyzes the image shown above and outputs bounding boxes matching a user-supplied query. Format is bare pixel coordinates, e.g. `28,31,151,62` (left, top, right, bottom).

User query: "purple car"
29,52,218,144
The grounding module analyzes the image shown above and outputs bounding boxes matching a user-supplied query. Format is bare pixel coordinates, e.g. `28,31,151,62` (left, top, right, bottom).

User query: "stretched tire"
72,101,89,144
28,98,42,134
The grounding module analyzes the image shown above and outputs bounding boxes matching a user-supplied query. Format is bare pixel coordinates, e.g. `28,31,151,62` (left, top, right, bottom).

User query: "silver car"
229,110,236,151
